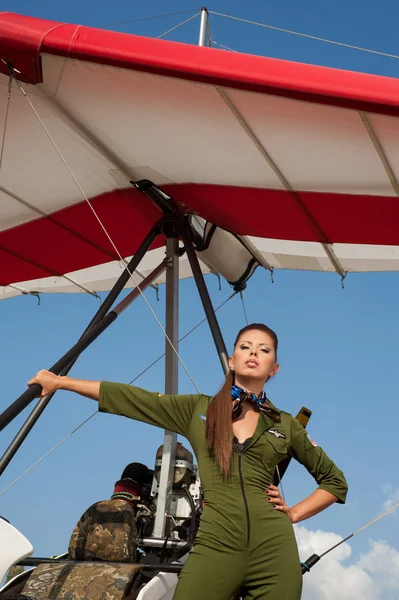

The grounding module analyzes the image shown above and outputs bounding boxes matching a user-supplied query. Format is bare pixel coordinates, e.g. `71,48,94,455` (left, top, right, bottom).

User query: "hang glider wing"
1,12,399,299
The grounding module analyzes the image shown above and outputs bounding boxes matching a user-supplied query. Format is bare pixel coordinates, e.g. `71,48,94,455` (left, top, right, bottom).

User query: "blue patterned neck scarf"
231,385,280,422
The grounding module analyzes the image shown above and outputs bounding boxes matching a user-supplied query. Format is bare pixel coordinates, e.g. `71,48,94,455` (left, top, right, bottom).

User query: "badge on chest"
267,429,286,439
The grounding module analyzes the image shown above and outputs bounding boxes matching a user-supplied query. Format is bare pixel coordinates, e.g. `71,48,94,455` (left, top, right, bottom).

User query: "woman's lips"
245,359,259,368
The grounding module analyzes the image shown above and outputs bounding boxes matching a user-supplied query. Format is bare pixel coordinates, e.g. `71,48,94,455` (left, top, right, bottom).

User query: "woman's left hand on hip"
265,484,293,522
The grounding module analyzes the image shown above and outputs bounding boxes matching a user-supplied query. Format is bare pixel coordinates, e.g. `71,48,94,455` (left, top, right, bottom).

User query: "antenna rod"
198,7,209,46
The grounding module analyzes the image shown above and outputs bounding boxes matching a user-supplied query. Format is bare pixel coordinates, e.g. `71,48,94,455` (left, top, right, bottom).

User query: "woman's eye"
261,349,270,353
240,345,249,350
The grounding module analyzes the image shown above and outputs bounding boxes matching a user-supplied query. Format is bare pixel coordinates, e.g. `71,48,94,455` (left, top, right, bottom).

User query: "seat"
21,499,140,600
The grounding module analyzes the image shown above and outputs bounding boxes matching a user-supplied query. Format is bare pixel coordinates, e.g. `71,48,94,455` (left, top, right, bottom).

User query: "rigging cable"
239,291,249,326
212,41,238,53
0,412,97,498
12,75,200,395
97,9,201,30
156,12,201,40
0,71,45,301
0,70,13,176
209,11,399,60
206,18,213,47
128,291,238,385
0,292,237,497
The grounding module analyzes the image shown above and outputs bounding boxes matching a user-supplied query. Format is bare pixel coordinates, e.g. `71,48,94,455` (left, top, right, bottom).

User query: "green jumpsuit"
99,383,348,600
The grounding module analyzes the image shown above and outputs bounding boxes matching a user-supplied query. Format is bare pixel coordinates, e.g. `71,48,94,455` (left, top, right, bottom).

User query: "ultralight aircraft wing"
1,12,399,299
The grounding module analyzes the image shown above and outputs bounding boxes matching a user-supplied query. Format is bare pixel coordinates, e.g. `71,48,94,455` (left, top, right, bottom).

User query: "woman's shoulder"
198,393,213,406
196,392,213,402
267,398,297,430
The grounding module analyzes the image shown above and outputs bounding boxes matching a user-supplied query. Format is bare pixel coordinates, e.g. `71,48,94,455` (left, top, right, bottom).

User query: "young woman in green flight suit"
30,323,347,599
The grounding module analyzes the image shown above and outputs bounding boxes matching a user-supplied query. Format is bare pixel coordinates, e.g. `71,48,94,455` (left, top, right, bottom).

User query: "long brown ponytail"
205,370,234,477
206,323,278,476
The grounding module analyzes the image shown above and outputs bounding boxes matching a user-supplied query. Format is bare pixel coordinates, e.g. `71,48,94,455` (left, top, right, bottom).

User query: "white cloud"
382,484,399,514
358,540,399,593
295,525,399,600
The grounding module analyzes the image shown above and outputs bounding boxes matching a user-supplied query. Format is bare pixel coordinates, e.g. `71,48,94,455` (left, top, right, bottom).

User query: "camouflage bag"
68,499,138,563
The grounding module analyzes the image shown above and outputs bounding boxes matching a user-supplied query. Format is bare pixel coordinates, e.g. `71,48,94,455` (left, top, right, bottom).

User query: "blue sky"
0,0,398,596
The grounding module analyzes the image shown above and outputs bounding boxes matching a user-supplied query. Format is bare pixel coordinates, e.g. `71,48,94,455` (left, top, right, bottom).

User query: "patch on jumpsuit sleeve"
307,433,318,447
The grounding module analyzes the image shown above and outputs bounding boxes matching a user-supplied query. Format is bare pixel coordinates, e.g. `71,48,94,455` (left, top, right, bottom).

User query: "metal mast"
152,6,211,539
198,7,209,47
152,236,179,538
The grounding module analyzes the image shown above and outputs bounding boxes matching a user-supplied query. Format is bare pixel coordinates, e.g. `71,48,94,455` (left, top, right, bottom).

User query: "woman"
30,323,347,599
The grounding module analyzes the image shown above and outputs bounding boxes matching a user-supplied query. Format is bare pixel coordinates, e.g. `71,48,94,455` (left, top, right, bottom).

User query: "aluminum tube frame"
141,537,187,549
179,220,230,375
153,237,179,538
0,220,163,435
0,316,111,475
0,258,169,475
133,181,229,376
112,259,169,317
0,256,166,477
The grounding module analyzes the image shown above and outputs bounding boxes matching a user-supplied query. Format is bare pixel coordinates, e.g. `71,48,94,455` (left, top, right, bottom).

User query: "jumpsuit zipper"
238,450,250,546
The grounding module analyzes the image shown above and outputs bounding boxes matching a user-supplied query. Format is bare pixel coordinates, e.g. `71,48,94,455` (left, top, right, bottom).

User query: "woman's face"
229,329,279,383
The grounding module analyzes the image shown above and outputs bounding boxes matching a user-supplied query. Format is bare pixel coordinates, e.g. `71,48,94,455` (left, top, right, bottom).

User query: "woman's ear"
269,363,280,378
228,356,234,372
